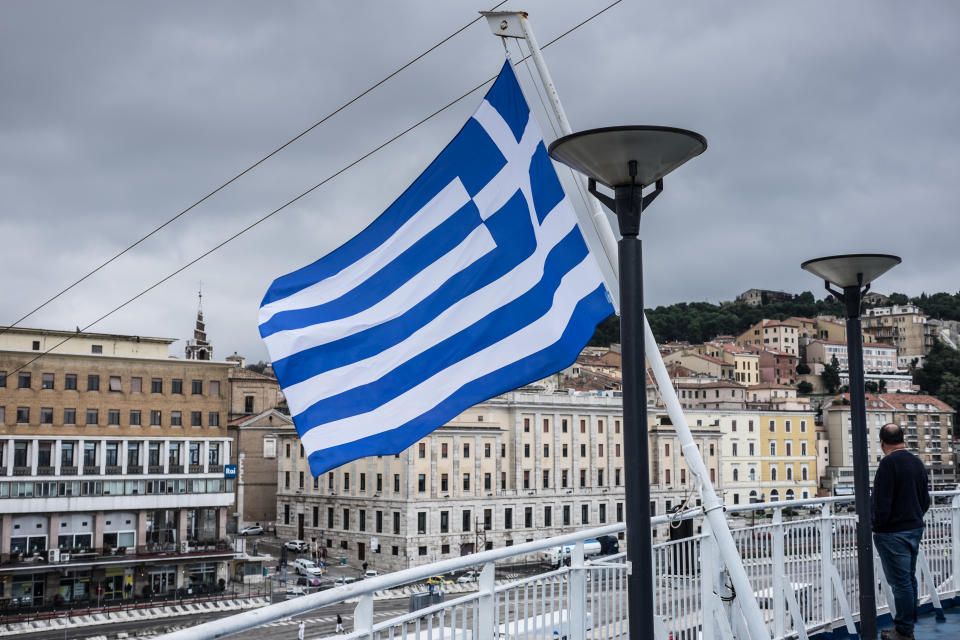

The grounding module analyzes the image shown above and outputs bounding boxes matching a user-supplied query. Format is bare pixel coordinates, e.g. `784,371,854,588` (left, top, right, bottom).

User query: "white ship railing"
158,491,960,640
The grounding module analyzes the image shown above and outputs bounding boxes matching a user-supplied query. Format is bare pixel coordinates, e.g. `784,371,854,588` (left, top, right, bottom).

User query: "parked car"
296,575,322,588
363,569,380,578
426,575,453,586
333,576,358,586
456,570,479,584
238,525,264,536
285,586,307,599
294,558,323,576
284,540,309,552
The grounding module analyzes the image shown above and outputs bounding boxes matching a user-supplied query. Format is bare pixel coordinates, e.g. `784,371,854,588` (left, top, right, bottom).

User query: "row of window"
729,465,810,482
0,477,234,498
0,406,220,428
662,468,718,484
729,440,810,456
1,439,223,469
723,419,808,433
282,502,626,534
523,442,622,458
522,417,620,434
0,371,220,396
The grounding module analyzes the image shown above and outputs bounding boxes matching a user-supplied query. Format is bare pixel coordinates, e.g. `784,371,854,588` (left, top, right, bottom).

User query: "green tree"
797,381,813,394
821,356,841,394
864,380,879,393
914,341,960,396
938,373,960,426
796,363,811,375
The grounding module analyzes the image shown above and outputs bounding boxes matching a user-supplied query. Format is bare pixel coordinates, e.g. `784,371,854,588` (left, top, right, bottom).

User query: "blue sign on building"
224,464,237,478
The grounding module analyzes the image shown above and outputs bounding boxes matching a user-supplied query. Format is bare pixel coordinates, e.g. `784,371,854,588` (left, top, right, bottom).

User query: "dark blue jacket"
872,448,930,533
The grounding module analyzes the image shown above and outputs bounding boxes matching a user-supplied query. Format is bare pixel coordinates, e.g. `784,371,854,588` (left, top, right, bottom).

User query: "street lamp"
801,253,901,640
549,125,706,640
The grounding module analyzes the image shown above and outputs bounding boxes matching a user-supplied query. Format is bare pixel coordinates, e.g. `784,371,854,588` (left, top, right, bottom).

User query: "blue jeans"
874,527,924,635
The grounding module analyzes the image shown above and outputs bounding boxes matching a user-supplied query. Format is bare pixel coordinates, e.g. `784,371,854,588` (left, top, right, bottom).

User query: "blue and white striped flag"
259,62,614,476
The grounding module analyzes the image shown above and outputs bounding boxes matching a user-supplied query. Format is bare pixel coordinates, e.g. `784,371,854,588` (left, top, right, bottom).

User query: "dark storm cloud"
1,1,958,361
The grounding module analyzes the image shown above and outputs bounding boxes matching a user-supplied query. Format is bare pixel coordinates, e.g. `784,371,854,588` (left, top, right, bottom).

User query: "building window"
484,443,491,458
360,473,366,492
150,410,162,426
563,506,571,526
108,409,120,425
440,511,449,533
580,469,586,488
210,380,220,396
131,377,142,393
524,444,530,458
504,508,513,529
523,418,530,432
63,408,76,425
343,473,350,491
770,442,776,456
748,420,754,432
172,379,183,394
580,444,586,457
394,474,400,493
441,442,448,458
191,380,203,395
599,504,607,524
544,506,552,527
284,504,290,525
40,407,54,424
418,474,426,492
86,409,98,425
615,468,621,486
598,444,603,457
208,412,219,427
85,375,100,391
244,396,254,413
91,344,103,354
543,470,550,488
191,411,202,427
0,370,5,387
151,378,162,393
64,373,77,390
171,411,182,426
376,473,383,492
284,472,290,489
393,512,401,535
484,473,492,491
18,372,31,389
543,418,549,433
41,373,54,389
769,420,775,432
463,473,470,491
562,419,568,433
543,444,550,457
418,442,426,458
109,376,121,392
523,470,530,489
463,443,470,458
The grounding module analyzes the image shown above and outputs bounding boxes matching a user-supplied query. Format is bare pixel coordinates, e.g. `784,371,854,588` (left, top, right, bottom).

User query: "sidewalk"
0,596,270,637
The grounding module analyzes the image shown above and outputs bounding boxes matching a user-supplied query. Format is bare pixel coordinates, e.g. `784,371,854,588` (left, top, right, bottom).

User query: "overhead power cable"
0,1,508,338
2,0,625,378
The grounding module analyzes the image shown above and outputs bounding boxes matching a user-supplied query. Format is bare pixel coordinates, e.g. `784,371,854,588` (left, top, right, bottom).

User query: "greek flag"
259,62,614,476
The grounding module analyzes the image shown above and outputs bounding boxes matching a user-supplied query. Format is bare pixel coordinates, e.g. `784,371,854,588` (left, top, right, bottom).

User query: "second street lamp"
549,126,706,640
801,253,901,640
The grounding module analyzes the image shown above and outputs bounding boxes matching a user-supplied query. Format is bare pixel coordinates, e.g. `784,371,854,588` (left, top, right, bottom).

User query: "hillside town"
1,288,958,608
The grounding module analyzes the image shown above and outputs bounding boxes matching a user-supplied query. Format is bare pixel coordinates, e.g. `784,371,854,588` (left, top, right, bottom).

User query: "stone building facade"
275,391,709,572
0,327,236,605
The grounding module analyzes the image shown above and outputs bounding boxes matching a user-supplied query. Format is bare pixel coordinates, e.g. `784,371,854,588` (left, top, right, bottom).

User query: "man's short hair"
879,423,905,445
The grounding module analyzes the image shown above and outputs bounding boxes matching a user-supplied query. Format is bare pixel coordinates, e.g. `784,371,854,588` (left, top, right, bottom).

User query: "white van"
294,558,323,576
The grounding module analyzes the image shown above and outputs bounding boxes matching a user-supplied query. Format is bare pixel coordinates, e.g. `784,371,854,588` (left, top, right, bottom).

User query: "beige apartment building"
699,342,760,386
861,304,931,368
736,320,800,357
0,327,237,606
275,391,705,571
822,393,955,493
713,409,818,506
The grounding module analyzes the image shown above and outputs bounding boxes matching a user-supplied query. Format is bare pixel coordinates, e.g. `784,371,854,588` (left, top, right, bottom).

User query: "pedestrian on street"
298,620,305,640
872,423,931,640
336,613,344,634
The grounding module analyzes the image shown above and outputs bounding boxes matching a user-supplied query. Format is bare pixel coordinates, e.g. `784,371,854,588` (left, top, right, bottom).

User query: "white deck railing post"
354,593,374,638
820,502,833,628
569,540,587,640
952,495,960,597
772,508,785,639
477,561,496,640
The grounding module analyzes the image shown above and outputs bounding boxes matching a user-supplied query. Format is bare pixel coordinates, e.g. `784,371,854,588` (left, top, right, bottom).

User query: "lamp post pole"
612,164,655,640
802,253,901,640
840,283,877,640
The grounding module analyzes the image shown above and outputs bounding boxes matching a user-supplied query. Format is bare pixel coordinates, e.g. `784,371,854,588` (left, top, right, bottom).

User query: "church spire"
185,284,212,360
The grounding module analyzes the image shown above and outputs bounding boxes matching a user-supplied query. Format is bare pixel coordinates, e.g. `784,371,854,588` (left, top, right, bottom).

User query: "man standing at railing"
872,423,931,640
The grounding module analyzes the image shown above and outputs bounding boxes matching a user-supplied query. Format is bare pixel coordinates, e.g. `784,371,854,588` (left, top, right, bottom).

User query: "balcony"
189,464,204,474
12,466,32,476
36,466,55,476
169,464,184,474
105,465,122,475
0,466,6,477
83,465,100,475
60,466,78,476
149,465,165,475
209,464,224,473
127,465,143,474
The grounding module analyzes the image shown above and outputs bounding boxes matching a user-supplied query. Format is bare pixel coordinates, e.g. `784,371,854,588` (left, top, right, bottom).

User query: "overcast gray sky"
2,1,958,362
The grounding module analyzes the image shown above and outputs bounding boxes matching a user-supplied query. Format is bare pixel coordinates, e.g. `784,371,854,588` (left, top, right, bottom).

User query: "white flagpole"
482,11,770,640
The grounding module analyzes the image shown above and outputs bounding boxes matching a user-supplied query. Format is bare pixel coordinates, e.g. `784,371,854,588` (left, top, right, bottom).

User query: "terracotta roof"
691,353,727,366
229,367,278,382
878,394,955,412
763,319,800,328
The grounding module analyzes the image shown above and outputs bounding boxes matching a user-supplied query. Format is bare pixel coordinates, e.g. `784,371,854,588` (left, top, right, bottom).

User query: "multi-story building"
736,320,800,357
674,380,747,410
662,352,731,380
822,393,955,493
699,342,760,386
228,408,294,532
736,289,794,307
714,409,818,506
741,345,797,385
0,327,236,606
275,391,706,571
861,304,930,368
